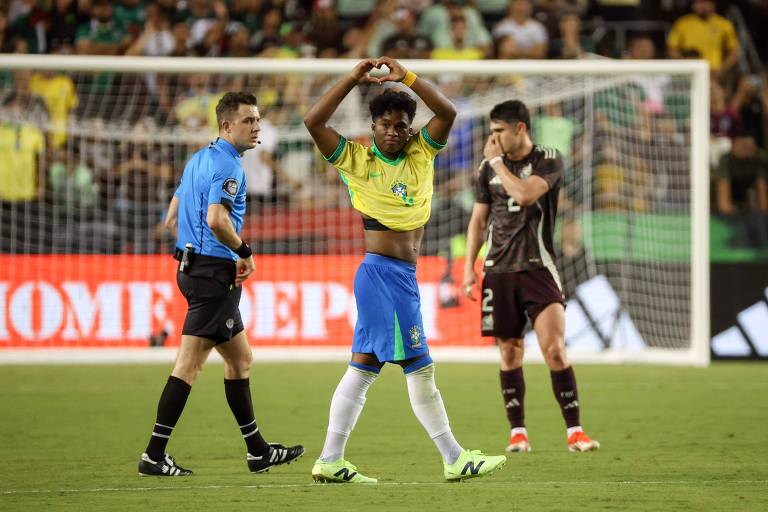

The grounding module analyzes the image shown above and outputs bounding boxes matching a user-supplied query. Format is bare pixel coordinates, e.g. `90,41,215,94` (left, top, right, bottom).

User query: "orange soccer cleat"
506,432,532,453
567,431,601,452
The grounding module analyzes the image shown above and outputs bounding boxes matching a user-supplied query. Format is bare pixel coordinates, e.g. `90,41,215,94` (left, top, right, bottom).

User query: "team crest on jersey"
391,181,414,207
409,326,422,348
222,178,239,197
520,163,532,180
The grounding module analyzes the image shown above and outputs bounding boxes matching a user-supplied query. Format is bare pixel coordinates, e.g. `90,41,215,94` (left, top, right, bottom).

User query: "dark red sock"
500,367,526,429
550,366,581,428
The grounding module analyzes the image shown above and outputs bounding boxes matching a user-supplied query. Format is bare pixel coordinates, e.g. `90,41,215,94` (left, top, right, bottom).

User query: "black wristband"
234,241,252,259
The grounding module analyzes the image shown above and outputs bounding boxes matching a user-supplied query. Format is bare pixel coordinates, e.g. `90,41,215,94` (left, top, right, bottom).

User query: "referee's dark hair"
490,100,530,132
369,90,417,123
216,92,258,126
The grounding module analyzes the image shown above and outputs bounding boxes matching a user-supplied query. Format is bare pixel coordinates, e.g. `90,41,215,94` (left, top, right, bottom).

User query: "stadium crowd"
0,0,766,259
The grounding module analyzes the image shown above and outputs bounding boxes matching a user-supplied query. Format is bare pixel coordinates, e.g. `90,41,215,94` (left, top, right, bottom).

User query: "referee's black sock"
550,366,581,428
145,376,191,461
224,378,270,456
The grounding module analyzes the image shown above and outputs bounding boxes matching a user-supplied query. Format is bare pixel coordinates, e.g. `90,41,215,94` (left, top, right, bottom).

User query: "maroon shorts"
481,269,565,338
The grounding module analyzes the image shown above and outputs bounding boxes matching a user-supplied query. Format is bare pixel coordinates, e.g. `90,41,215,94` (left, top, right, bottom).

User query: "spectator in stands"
420,1,492,58
339,25,368,59
710,78,743,168
28,67,78,149
732,73,767,150
48,147,98,211
534,0,567,40
114,137,174,253
715,130,768,248
242,115,279,212
126,2,175,56
367,6,420,58
5,0,47,53
182,0,229,56
624,35,670,114
173,73,224,135
548,10,595,59
229,0,264,36
431,10,487,60
114,0,147,40
0,91,47,203
225,25,252,57
169,20,193,56
715,131,768,214
595,141,651,212
251,7,283,55
492,0,548,59
74,0,130,55
306,0,343,58
667,0,740,79
46,0,88,54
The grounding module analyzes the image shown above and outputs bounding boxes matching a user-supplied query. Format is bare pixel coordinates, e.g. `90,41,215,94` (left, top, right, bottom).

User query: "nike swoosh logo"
369,173,382,178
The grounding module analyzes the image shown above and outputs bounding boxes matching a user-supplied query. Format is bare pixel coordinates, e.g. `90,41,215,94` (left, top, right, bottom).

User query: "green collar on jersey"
371,138,405,166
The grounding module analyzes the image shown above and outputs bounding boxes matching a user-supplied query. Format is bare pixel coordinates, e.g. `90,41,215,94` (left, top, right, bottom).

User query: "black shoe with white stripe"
138,453,193,477
247,443,305,473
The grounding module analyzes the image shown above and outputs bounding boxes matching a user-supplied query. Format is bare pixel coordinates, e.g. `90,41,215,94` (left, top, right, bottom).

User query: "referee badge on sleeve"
222,178,239,197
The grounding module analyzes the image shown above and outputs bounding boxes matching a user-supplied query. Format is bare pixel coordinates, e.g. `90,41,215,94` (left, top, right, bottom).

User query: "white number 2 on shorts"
482,288,493,313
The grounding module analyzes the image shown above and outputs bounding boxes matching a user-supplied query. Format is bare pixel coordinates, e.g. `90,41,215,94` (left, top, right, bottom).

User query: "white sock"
406,363,463,464
511,427,528,437
567,426,583,439
319,366,378,462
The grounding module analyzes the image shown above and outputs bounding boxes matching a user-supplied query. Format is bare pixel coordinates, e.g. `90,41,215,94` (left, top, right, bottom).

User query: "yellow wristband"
402,70,418,88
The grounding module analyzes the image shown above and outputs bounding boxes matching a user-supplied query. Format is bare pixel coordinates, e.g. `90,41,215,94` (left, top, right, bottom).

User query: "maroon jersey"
474,144,563,282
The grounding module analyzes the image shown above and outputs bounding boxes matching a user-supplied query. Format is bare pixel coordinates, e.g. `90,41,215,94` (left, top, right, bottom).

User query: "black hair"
215,92,257,126
489,99,530,131
369,89,417,123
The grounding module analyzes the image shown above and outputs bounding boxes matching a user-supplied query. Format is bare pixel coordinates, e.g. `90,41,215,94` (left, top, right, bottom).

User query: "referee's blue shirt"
174,138,246,260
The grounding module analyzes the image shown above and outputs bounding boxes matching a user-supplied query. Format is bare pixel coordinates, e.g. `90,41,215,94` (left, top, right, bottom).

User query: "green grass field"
1,362,767,511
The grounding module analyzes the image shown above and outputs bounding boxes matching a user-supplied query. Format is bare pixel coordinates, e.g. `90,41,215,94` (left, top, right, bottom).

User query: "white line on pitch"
2,480,767,496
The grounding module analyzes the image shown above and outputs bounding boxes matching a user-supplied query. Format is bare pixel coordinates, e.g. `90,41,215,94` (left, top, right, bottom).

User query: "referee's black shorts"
176,254,244,344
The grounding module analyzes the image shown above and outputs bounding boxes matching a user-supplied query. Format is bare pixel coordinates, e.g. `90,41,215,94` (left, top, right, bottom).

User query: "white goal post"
0,55,709,366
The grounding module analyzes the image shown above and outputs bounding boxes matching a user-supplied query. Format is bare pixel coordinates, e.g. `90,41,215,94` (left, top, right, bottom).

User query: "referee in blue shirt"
138,92,303,477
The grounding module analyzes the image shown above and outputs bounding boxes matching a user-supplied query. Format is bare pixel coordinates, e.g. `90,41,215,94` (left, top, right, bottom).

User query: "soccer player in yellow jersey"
304,57,506,483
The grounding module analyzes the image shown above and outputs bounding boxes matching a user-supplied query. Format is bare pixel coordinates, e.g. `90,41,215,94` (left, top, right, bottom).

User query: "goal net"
0,56,709,365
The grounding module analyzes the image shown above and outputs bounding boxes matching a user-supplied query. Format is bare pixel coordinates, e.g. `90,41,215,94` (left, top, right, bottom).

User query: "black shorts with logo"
481,268,565,338
176,254,244,344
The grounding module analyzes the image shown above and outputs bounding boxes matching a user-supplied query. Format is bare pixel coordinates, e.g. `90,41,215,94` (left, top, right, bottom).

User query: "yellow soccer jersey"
0,123,45,201
325,127,445,231
667,14,739,71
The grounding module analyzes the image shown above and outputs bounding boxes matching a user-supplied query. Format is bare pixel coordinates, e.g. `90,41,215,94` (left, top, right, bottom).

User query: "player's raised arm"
304,59,379,157
374,56,457,144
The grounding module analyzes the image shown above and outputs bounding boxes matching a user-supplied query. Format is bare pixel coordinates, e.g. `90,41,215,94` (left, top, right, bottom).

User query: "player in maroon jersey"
463,100,600,453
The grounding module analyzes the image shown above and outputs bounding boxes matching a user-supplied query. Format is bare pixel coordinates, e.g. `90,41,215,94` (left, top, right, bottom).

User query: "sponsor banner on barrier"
0,255,487,348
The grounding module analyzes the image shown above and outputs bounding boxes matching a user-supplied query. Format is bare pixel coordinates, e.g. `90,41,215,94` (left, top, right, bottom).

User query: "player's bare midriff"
362,218,424,264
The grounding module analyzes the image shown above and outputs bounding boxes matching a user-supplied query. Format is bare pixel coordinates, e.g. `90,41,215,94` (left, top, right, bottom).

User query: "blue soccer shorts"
352,253,429,363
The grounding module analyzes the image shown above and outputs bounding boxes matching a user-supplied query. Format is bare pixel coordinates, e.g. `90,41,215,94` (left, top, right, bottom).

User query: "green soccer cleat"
311,458,377,484
443,449,507,482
